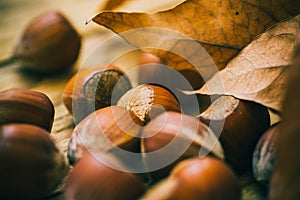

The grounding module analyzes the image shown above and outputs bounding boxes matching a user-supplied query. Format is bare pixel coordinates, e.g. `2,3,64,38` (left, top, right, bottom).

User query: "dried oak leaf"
192,15,300,112
93,0,300,71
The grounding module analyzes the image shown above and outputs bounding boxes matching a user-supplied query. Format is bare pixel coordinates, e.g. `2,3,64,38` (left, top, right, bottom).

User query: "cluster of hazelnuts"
0,9,279,200
59,49,275,199
0,88,68,199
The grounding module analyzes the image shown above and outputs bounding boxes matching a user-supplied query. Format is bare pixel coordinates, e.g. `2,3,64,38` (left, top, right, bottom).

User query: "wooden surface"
0,1,271,199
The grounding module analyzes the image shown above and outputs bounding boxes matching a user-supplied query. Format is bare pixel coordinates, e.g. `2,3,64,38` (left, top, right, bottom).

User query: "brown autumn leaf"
93,0,300,71
191,15,300,112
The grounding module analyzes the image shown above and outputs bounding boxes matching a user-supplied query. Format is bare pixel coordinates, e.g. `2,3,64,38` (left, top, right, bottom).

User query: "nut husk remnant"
117,84,181,123
63,66,132,124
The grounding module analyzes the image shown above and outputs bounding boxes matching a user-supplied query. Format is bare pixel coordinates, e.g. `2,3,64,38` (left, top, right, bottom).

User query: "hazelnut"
137,52,210,116
63,66,132,124
0,123,68,200
64,152,145,200
199,95,270,172
117,84,181,123
137,52,205,89
0,88,55,131
67,106,143,165
141,111,224,181
252,122,279,185
141,157,241,200
13,10,81,74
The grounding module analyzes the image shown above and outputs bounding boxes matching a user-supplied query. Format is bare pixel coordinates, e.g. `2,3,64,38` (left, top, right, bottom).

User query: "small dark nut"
0,88,55,131
199,95,270,172
253,122,280,185
0,123,68,200
64,152,145,200
63,66,132,124
67,106,143,165
14,10,81,74
117,84,181,124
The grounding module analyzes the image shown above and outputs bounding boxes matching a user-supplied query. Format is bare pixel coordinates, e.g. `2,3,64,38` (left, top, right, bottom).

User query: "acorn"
117,84,181,124
11,10,81,74
0,88,55,131
252,122,280,185
141,111,224,181
64,151,145,200
63,66,132,124
141,157,241,200
67,106,143,165
0,123,68,200
199,95,270,172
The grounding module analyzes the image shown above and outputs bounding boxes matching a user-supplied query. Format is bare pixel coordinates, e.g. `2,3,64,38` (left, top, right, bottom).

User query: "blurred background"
0,0,185,62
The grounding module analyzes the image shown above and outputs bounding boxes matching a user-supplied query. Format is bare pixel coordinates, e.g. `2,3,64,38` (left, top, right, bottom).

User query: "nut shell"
0,123,68,200
141,157,241,200
64,152,145,200
141,111,224,181
0,88,55,131
137,52,209,116
199,96,270,172
117,84,181,123
169,157,241,200
67,106,143,165
14,10,81,74
252,122,279,184
137,52,205,89
63,66,132,124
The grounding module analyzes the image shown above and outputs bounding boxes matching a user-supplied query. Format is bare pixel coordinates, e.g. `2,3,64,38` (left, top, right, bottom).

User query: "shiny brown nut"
253,122,279,185
141,111,224,181
199,95,270,172
64,152,145,200
13,10,81,74
141,157,241,200
63,66,132,124
0,123,68,200
117,84,181,124
67,106,143,165
0,88,55,131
